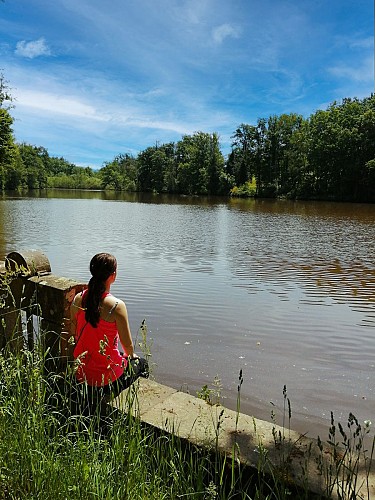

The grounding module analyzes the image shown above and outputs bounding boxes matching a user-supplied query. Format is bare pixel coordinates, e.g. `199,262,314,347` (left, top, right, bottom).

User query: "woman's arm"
114,300,138,358
70,293,82,337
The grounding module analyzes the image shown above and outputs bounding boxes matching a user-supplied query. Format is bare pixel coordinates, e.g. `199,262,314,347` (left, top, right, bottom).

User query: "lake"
1,190,374,439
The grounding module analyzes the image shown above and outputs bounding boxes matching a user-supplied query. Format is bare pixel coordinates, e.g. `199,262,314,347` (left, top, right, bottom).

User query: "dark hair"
83,253,117,327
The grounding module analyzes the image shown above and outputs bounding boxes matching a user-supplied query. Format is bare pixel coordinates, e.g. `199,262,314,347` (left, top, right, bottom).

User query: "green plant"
136,318,153,364
316,411,375,499
196,376,222,406
230,179,257,198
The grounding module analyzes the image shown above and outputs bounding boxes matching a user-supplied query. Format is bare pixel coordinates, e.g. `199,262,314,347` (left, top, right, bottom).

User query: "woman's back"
73,290,125,386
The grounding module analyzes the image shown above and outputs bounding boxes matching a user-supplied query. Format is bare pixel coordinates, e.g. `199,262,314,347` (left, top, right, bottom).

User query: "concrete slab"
113,378,375,499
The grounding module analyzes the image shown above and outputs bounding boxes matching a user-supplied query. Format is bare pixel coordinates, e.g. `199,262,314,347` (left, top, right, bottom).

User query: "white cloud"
350,36,373,49
15,38,51,59
16,88,109,121
173,0,212,25
212,23,241,45
14,84,195,137
329,56,374,83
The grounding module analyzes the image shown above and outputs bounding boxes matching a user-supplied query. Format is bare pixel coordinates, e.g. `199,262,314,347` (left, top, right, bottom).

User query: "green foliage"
307,96,375,201
230,179,257,197
135,133,227,195
47,173,102,190
230,123,261,187
0,108,20,190
315,412,374,499
100,153,137,191
196,376,222,406
0,318,373,499
18,143,48,189
137,144,173,193
44,154,79,177
175,132,226,195
229,96,375,202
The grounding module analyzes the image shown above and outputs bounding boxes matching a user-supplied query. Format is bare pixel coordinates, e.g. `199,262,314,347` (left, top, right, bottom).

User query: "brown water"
1,190,374,439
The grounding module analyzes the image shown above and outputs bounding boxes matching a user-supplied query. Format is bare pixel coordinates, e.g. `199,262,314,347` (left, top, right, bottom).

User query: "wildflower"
67,335,76,345
205,481,218,499
99,335,109,355
72,350,87,374
76,350,88,364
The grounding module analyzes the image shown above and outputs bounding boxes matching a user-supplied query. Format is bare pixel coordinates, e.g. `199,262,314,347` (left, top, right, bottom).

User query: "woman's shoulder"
102,293,123,305
100,293,126,321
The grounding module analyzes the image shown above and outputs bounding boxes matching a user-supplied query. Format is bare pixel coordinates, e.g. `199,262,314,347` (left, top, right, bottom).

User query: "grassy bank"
0,346,374,499
0,347,285,499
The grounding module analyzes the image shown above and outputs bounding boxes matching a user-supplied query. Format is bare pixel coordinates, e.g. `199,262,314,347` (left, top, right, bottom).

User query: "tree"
283,119,311,198
207,132,225,194
137,145,166,192
99,153,137,191
112,153,137,191
0,72,14,110
174,132,225,195
307,97,375,201
230,121,267,195
99,164,122,190
18,143,47,189
263,113,305,197
0,108,22,190
161,143,177,193
231,124,256,186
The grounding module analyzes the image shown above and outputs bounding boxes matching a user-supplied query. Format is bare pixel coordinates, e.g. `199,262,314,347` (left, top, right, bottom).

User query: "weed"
197,375,222,406
316,411,375,499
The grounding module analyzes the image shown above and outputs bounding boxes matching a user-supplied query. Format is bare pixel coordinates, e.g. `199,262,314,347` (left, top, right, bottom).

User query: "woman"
70,253,149,398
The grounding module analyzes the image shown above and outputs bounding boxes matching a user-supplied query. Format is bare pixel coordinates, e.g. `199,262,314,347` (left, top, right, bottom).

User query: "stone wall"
0,250,85,369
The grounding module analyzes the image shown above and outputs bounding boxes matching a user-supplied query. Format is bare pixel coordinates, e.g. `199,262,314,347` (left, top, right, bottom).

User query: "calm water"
1,190,374,438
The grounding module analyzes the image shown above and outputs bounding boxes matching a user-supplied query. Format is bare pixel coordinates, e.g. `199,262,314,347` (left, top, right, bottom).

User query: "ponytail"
83,253,117,327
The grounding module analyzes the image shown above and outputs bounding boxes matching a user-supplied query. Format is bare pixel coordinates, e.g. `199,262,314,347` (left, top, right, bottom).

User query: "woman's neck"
104,273,115,292
104,277,112,293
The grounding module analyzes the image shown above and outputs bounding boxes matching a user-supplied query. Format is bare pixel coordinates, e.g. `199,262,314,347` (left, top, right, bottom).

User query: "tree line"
1,74,374,202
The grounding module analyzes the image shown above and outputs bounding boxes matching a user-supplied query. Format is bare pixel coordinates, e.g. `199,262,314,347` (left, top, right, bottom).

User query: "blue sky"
1,0,373,169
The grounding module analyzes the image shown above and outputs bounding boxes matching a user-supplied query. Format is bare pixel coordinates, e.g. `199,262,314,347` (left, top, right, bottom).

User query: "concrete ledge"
113,378,375,499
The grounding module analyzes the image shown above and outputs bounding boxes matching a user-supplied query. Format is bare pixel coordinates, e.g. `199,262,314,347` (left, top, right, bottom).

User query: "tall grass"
315,411,374,500
1,344,374,499
0,343,261,499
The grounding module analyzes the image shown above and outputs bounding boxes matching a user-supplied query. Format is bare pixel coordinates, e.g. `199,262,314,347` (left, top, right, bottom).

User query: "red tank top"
73,291,128,386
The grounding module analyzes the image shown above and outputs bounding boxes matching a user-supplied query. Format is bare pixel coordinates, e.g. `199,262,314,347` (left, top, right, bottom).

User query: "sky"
0,0,374,169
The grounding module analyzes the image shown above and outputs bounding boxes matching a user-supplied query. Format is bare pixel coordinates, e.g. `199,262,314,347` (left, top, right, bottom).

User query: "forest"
1,74,374,202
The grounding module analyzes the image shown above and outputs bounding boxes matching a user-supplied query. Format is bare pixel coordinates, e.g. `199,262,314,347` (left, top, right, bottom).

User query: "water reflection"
3,189,231,206
228,197,375,221
224,200,375,327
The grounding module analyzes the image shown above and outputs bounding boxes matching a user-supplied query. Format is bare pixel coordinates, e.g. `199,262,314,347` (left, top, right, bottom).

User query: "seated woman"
70,253,149,401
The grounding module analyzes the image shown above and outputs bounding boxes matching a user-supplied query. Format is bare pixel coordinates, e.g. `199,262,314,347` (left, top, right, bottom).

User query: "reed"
316,411,375,499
